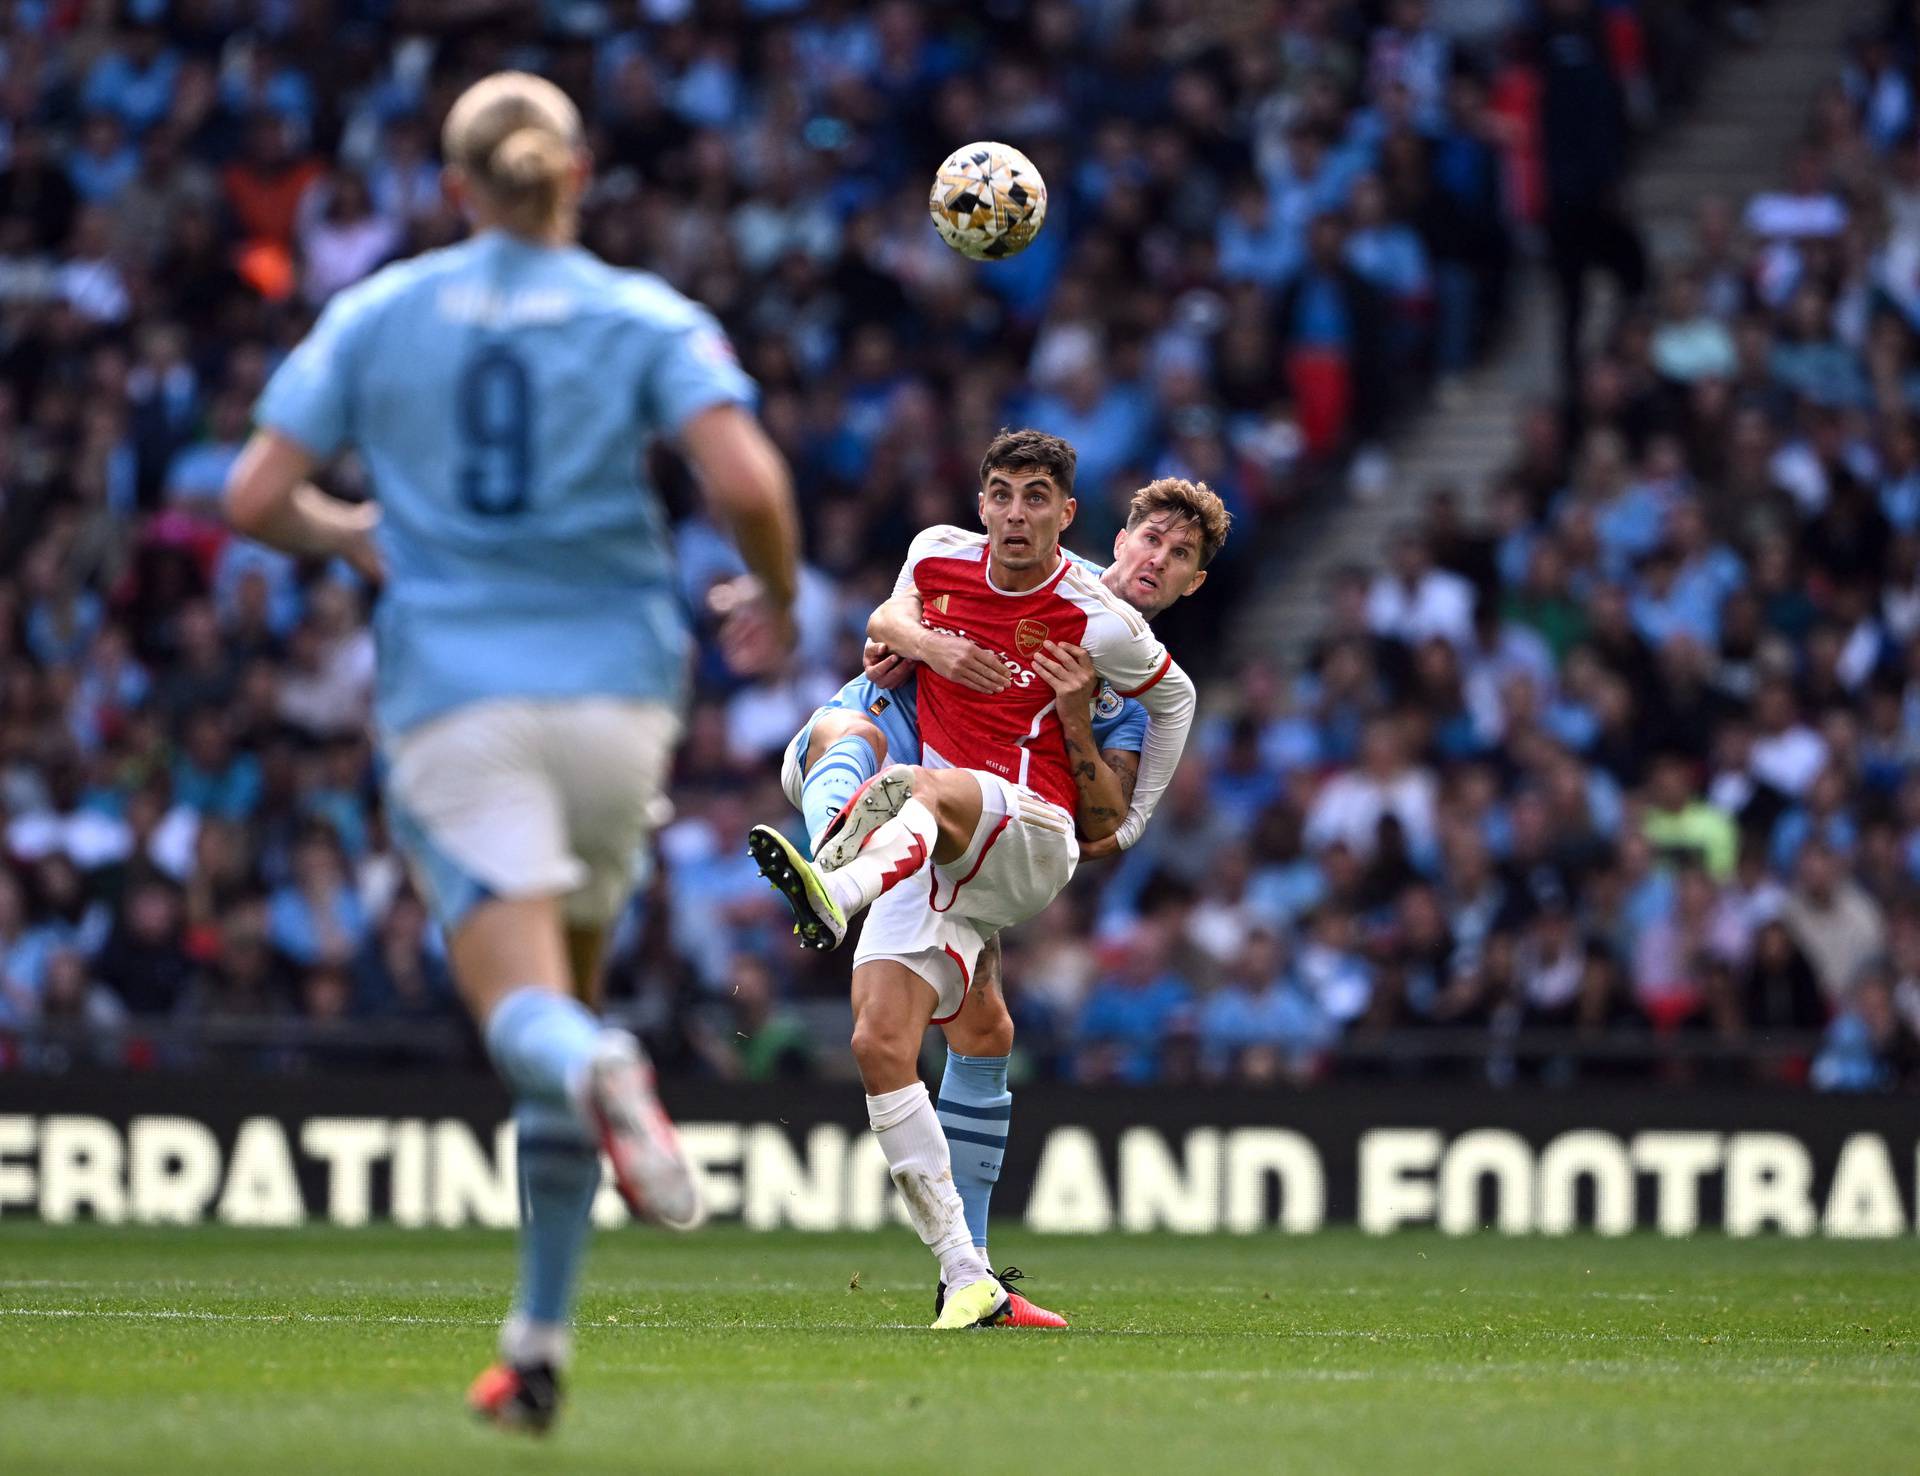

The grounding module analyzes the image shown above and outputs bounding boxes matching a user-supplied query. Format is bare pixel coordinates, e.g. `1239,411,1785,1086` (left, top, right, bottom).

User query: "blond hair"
442,72,583,239
1126,478,1233,566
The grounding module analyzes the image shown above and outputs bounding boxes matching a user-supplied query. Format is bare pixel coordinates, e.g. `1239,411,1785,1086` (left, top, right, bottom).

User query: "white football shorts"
852,769,1078,1021
384,697,680,930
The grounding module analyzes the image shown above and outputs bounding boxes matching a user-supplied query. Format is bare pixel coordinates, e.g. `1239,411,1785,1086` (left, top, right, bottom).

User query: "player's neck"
986,547,1062,594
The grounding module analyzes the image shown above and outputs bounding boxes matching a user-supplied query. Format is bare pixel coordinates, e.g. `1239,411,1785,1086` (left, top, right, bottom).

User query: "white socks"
866,1081,991,1291
823,797,940,917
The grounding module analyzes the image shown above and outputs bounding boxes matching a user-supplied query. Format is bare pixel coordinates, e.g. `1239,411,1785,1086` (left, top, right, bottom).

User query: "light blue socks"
936,1050,1012,1252
512,1101,601,1330
801,733,878,852
485,985,601,1107
486,987,606,1359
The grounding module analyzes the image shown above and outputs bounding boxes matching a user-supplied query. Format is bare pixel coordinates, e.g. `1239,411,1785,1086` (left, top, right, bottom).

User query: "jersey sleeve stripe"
1116,651,1173,699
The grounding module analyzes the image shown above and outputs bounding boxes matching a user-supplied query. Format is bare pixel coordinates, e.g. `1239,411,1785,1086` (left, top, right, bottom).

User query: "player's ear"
976,490,988,526
1060,495,1076,531
1181,567,1208,600
1112,526,1126,560
442,166,468,216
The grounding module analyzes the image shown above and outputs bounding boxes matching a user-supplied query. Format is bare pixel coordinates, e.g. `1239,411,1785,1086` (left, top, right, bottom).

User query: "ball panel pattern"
929,142,1048,260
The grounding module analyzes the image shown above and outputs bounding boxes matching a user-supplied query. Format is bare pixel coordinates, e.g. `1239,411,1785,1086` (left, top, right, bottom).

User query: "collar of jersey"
983,552,1069,597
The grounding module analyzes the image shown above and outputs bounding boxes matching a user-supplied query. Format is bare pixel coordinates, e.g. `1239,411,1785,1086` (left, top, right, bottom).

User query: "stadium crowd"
6,0,1913,1093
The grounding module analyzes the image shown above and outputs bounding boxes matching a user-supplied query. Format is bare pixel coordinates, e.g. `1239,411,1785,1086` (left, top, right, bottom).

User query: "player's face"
1108,513,1209,616
978,467,1075,572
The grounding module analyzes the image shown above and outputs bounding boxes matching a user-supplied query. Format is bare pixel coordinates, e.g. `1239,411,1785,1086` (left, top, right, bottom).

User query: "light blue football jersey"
256,230,755,737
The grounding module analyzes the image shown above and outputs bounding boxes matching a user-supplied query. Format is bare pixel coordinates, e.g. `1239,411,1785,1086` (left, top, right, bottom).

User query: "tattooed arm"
1036,640,1138,844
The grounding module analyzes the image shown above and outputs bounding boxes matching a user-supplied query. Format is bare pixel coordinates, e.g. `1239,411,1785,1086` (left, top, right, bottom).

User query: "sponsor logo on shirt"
922,619,1038,688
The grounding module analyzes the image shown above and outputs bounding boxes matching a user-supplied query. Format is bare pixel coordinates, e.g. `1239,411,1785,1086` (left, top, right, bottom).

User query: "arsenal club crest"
1016,619,1049,656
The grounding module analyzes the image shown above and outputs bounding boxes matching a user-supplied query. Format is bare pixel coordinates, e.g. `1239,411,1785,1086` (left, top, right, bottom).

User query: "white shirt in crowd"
1749,724,1828,797
1366,567,1475,647
1305,766,1438,859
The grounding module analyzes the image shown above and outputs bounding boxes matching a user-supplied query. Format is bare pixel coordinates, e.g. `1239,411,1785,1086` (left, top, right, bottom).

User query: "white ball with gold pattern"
928,141,1048,261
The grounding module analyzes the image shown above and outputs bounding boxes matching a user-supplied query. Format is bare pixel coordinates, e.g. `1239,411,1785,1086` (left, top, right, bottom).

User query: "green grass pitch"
1,1225,1915,1475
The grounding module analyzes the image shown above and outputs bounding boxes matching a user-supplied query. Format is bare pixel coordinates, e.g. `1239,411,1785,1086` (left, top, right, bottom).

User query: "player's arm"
1033,640,1135,842
1082,612,1197,851
867,588,926,653
680,404,800,670
225,430,384,584
867,580,1009,695
231,290,382,581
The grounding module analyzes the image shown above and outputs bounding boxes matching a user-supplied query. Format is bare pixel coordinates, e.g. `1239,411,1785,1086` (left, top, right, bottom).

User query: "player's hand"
1033,640,1096,715
340,527,386,588
923,630,1009,694
297,484,385,586
711,575,796,677
863,639,914,689
1079,832,1123,861
328,503,384,587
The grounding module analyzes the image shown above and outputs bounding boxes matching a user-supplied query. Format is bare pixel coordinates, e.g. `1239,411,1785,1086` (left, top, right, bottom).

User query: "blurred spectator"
268,826,368,970
1538,0,1648,390
1212,934,1335,1083
717,954,815,1081
1630,863,1743,1029
1294,906,1373,1026
1307,717,1437,861
1075,920,1193,1085
94,877,192,1017
1276,210,1385,459
1369,526,1475,647
1812,968,1914,1090
1641,751,1736,879
298,171,400,306
1736,919,1826,1033
222,113,322,251
353,891,454,1023
1781,844,1887,1006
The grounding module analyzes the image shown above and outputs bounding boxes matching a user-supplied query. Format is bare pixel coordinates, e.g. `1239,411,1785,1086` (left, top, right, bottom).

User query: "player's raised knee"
808,711,887,767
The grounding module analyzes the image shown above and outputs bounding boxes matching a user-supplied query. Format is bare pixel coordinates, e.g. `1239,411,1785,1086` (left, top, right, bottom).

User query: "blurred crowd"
7,0,1883,1092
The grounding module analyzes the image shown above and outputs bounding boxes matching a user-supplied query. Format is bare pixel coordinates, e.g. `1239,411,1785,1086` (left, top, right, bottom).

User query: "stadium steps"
1234,0,1871,675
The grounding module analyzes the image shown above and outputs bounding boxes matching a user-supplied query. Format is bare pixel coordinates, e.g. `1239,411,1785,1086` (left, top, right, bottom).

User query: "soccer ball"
929,142,1048,261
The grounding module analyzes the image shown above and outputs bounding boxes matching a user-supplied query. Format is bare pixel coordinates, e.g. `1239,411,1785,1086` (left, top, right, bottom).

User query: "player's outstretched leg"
799,713,884,857
752,765,957,950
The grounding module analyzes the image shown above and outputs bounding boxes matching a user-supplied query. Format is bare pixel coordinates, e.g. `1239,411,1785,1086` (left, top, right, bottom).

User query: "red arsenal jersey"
895,526,1175,815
